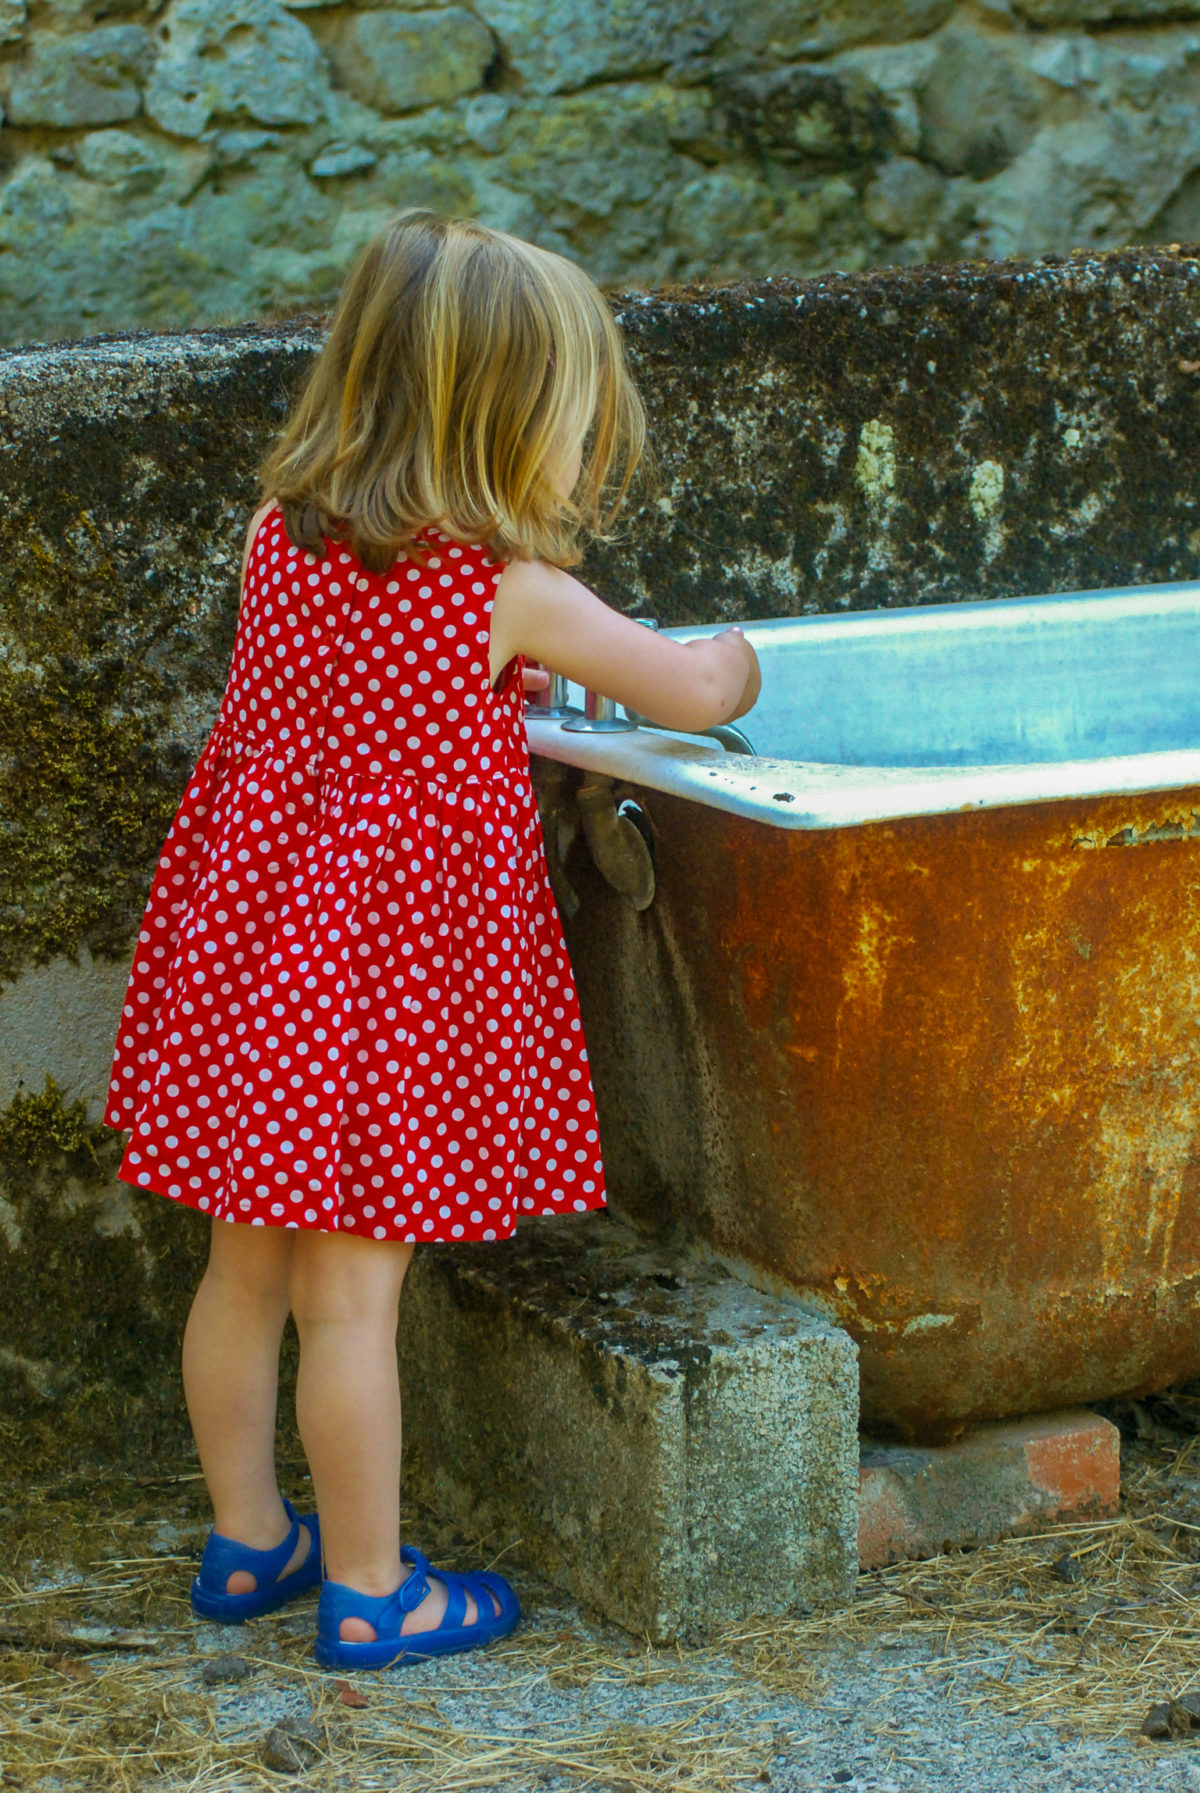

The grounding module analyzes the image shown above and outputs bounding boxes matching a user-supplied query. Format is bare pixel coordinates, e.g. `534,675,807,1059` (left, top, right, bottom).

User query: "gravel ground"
7,1420,1200,1791
174,1598,1200,1793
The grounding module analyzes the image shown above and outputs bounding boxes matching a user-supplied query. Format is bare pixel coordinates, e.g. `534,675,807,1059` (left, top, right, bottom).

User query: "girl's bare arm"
490,560,760,732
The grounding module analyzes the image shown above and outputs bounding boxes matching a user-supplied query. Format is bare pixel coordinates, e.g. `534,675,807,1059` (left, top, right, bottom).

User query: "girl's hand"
706,627,761,721
523,665,551,697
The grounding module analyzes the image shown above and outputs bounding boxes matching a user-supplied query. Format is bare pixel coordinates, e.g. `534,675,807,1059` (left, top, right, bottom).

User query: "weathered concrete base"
397,1213,860,1642
858,1410,1120,1570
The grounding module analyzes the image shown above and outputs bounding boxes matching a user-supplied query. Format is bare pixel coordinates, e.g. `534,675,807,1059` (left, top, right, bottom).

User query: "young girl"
104,210,760,1671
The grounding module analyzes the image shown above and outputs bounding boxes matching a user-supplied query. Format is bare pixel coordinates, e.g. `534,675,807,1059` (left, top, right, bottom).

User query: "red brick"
858,1408,1120,1570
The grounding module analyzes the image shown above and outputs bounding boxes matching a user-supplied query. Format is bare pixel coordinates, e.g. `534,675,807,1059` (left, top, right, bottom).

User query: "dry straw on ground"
5,1413,1200,1790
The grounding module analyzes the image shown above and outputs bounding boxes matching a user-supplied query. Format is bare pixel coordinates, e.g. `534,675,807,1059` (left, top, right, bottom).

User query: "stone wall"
1,0,1200,346
3,250,1200,1463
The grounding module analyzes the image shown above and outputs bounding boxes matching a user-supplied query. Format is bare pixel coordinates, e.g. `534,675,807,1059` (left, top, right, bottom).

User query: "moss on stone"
0,1081,205,1469
0,327,318,980
589,248,1200,624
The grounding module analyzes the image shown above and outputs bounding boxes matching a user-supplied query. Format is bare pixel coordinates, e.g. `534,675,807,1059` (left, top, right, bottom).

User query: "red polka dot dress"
104,505,606,1242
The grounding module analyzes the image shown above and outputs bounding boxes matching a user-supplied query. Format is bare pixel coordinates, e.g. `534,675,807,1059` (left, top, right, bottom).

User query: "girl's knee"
288,1231,413,1330
203,1216,294,1303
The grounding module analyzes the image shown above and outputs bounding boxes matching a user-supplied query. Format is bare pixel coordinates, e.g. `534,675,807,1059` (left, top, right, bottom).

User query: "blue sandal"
314,1544,520,1669
191,1498,321,1623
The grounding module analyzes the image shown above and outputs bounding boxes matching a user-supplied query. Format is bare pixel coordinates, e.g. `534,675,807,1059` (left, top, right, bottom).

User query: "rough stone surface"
858,1411,1122,1568
0,2,1195,343
0,328,310,980
309,139,377,178
398,1213,860,1639
325,8,495,115
728,0,957,60
6,26,154,129
145,0,331,139
1016,0,1200,20
472,0,729,96
0,1082,207,1465
0,949,133,1121
0,1,24,47
916,26,1041,179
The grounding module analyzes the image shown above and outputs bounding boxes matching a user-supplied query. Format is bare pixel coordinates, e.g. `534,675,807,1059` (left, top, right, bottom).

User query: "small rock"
325,9,495,115
259,1716,321,1773
474,0,727,97
1141,1699,1194,1740
332,1676,369,1708
0,1,24,47
310,142,377,179
7,26,155,128
1049,1553,1083,1583
916,24,1041,179
146,0,330,139
201,1652,251,1686
75,128,166,194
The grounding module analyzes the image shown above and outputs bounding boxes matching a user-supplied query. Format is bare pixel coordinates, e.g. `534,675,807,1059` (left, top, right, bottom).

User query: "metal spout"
561,689,638,733
525,664,577,720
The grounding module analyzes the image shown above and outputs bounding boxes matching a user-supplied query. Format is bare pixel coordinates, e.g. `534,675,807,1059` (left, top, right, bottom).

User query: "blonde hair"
261,209,647,571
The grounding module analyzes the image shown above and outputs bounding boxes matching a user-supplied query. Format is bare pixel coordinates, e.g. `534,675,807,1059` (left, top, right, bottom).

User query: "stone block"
864,156,945,239
491,84,709,272
916,26,1042,180
7,26,155,129
397,1214,859,1641
727,0,956,62
666,168,846,284
825,40,938,158
146,0,330,139
310,142,378,179
1015,0,1200,20
0,950,134,1121
0,157,70,230
74,129,174,197
721,64,897,166
325,10,495,115
472,0,728,97
0,1,24,47
44,0,143,15
858,1411,1120,1569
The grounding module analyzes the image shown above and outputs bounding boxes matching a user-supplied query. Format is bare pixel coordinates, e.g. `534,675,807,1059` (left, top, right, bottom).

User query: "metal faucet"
561,688,637,733
524,665,576,719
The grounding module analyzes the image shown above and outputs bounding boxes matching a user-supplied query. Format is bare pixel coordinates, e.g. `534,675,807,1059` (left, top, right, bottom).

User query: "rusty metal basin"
529,585,1200,1442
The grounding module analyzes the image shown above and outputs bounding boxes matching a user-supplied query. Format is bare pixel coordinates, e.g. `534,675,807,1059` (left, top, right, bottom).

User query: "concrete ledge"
858,1409,1121,1570
397,1214,860,1642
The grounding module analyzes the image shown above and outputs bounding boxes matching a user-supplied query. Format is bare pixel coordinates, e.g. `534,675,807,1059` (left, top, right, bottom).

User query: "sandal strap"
438,1573,469,1631
319,1558,429,1635
398,1553,431,1614
464,1570,508,1624
197,1497,302,1594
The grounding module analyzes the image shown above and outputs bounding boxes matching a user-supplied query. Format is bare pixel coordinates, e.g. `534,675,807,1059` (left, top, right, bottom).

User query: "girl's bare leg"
182,1218,310,1594
290,1231,493,1643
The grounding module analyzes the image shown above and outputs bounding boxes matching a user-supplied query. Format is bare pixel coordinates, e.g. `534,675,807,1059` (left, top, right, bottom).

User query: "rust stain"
557,775,1200,1443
